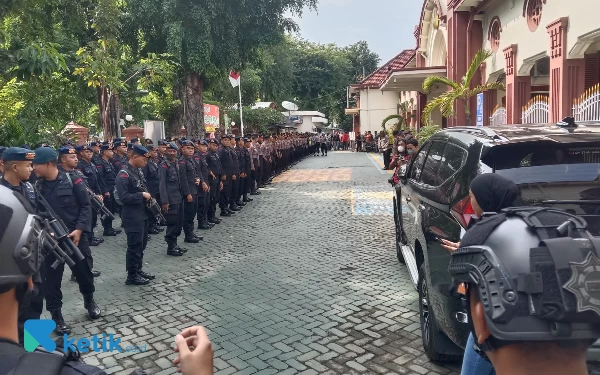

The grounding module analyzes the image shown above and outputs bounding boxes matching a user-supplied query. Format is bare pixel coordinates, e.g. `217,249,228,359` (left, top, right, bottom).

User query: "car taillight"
451,195,476,228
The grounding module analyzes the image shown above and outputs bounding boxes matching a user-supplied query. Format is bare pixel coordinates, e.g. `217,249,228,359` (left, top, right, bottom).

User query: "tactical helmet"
0,186,44,293
449,207,600,351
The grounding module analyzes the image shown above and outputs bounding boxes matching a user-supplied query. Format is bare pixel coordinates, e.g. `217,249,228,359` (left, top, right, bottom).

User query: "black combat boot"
92,270,101,277
198,217,212,230
103,228,120,236
220,210,231,217
184,233,200,243
204,217,215,227
148,226,161,234
243,195,253,202
125,271,150,285
209,217,222,224
83,294,102,319
175,245,188,253
250,190,261,195
138,270,155,280
236,200,246,207
167,244,184,256
50,309,71,335
229,205,242,212
193,233,203,241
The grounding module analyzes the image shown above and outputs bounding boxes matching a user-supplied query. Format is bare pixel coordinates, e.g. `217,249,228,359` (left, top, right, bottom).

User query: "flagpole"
238,78,244,137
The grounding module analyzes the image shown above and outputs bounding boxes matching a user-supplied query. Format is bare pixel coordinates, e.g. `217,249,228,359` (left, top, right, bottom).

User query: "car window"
439,144,468,183
420,142,446,186
408,142,431,181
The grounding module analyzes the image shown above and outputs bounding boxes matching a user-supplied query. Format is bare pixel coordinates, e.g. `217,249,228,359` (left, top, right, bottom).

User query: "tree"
344,41,380,83
422,49,504,126
125,0,317,138
225,107,284,134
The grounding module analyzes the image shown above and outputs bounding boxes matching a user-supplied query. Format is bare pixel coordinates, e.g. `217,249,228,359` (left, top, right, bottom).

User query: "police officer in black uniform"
178,140,202,244
32,147,102,334
206,139,223,224
0,148,42,342
95,143,121,236
76,145,110,245
159,142,186,256
111,138,128,172
194,140,212,230
242,138,254,203
218,136,234,217
90,141,101,164
229,138,242,211
144,144,163,235
115,145,155,286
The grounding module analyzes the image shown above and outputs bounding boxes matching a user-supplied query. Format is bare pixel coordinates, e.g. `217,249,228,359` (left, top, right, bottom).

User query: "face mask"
407,149,415,156
398,146,405,153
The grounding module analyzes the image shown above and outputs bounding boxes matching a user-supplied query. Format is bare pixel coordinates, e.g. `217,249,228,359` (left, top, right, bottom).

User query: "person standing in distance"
178,140,202,244
160,142,186,257
32,147,102,333
115,144,155,286
206,139,223,224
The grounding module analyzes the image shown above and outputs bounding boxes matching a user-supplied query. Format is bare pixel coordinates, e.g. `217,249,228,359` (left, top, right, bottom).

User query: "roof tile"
359,50,416,87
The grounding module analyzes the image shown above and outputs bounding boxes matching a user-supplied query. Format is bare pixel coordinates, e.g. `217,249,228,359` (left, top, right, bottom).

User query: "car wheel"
418,264,455,362
393,198,406,264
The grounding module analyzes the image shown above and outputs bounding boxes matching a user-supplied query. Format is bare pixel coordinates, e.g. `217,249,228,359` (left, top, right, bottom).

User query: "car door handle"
418,204,426,211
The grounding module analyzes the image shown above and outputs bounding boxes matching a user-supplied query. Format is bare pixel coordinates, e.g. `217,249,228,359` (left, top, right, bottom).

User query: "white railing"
522,95,549,124
489,105,507,125
573,84,600,123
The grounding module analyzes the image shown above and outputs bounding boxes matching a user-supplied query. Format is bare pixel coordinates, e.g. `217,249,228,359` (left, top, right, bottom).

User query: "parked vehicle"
392,122,600,362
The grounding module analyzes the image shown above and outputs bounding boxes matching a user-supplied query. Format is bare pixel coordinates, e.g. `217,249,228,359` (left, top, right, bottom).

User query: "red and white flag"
229,71,241,88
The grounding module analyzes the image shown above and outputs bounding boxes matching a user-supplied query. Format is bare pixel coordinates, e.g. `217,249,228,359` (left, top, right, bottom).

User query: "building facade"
348,0,600,129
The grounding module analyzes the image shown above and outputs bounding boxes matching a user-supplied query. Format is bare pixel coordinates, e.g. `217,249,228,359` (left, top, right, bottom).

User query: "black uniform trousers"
183,195,198,236
124,219,149,273
208,180,219,218
383,148,392,170
44,232,95,311
164,202,184,246
91,209,98,234
230,175,240,205
219,177,231,210
238,176,247,200
250,168,257,193
101,196,115,231
196,190,209,222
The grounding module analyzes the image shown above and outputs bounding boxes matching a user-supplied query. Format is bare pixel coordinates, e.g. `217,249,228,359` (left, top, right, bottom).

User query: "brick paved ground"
53,150,462,375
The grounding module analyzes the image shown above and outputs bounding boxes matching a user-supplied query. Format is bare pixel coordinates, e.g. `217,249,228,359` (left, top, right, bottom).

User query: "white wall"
296,116,328,133
483,0,599,81
359,88,399,133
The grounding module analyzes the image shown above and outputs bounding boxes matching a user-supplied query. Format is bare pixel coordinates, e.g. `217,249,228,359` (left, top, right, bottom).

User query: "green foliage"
417,124,441,144
382,115,402,131
422,49,505,126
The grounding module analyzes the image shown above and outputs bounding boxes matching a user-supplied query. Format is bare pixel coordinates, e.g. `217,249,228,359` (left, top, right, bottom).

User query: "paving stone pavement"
52,151,462,375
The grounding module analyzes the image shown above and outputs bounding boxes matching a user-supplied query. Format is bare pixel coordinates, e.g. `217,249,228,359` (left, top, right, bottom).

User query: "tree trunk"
185,72,205,138
169,81,185,137
97,86,113,141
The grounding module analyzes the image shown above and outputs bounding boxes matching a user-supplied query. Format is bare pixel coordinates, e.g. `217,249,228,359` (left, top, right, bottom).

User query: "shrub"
417,124,441,143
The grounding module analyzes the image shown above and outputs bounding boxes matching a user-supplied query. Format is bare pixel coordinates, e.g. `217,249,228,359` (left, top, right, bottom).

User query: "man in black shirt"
206,139,223,224
178,140,202,243
95,144,121,236
33,147,102,334
217,136,235,217
144,144,163,235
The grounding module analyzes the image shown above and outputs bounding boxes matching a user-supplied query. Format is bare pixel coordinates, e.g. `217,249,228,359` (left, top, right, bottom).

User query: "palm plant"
421,49,505,126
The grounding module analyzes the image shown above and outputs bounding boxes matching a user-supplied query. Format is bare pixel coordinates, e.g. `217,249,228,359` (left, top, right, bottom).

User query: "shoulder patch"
74,178,83,185
161,164,168,169
119,173,129,178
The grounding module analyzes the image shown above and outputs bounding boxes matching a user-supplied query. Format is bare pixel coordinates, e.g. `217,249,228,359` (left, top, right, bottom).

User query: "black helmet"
449,207,600,351
0,186,44,294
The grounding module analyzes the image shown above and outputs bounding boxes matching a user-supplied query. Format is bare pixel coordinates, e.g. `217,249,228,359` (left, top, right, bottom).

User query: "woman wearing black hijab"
441,173,519,375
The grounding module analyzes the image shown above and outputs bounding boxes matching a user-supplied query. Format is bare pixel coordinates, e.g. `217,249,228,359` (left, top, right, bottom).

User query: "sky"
291,0,424,65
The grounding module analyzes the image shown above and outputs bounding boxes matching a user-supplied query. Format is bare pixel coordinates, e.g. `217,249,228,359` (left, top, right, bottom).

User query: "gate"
522,95,549,124
489,105,507,125
573,84,600,123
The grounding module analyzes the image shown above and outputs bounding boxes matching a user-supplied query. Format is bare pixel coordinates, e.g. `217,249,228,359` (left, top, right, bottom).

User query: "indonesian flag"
229,71,241,88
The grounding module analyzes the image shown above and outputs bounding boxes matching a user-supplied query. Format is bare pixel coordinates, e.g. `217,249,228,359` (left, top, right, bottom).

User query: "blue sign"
476,93,484,127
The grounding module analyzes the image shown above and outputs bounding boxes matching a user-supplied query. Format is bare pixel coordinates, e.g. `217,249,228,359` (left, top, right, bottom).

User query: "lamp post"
230,121,235,135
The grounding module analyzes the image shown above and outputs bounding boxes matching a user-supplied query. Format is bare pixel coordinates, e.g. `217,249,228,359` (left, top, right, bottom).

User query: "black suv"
392,124,600,361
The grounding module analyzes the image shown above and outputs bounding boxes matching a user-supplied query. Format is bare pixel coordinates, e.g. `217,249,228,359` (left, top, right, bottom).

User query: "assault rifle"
36,193,85,269
70,170,115,221
122,165,166,225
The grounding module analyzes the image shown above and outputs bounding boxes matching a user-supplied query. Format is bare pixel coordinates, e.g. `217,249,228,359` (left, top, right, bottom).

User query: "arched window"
524,0,546,32
488,17,502,53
